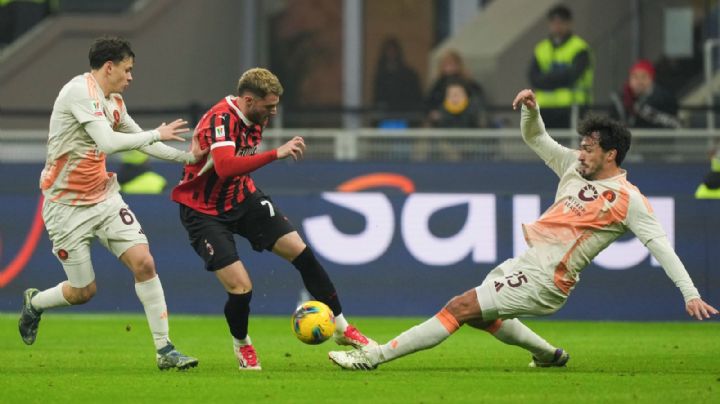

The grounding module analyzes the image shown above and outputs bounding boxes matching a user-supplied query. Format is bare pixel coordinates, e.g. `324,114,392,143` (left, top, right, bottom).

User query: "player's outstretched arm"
686,298,719,320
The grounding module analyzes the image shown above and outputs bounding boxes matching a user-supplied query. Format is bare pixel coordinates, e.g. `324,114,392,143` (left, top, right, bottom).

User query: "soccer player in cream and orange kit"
18,36,205,370
329,88,718,370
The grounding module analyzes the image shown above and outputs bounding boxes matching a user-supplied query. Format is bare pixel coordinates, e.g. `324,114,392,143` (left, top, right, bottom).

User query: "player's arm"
119,111,205,164
512,89,577,176
211,136,305,179
626,194,718,320
84,119,188,155
646,236,718,320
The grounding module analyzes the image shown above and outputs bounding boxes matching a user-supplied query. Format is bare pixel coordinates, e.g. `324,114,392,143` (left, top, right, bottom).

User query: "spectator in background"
695,149,720,199
372,37,423,128
426,48,486,128
429,79,482,129
118,150,167,194
610,60,681,129
529,5,593,128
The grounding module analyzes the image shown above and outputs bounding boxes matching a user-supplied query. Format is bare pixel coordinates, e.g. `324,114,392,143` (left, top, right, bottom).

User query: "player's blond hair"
237,68,284,98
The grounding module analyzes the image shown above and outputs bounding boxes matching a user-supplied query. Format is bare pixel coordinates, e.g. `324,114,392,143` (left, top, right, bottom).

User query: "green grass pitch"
1,313,718,403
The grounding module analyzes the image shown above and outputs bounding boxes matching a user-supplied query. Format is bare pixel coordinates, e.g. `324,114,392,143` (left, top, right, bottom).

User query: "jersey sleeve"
625,191,666,245
521,105,578,177
200,112,237,152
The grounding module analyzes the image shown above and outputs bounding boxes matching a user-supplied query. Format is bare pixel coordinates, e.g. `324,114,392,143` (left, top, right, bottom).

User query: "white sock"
488,318,556,361
233,335,252,349
334,313,349,334
370,308,459,365
31,282,71,311
135,276,170,350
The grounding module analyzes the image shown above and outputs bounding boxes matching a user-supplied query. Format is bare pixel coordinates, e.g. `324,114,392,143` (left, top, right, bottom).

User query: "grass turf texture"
1,313,718,403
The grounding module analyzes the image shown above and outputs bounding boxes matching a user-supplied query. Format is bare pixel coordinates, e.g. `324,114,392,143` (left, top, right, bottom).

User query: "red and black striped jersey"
172,96,270,215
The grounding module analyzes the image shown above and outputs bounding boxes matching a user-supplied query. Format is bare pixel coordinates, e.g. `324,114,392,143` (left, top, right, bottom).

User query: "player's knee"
444,291,481,323
131,254,157,281
67,283,96,304
227,281,252,295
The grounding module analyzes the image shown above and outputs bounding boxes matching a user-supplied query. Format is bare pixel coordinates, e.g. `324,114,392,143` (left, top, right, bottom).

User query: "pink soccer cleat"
334,325,377,349
235,344,262,370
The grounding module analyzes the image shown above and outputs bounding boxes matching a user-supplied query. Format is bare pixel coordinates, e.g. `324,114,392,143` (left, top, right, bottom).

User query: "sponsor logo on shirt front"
578,184,599,201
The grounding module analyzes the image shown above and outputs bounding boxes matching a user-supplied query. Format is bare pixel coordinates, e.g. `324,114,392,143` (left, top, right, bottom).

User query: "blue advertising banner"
0,161,717,320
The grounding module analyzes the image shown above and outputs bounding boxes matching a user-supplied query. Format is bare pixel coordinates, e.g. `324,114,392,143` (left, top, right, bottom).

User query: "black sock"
292,247,342,315
224,290,252,340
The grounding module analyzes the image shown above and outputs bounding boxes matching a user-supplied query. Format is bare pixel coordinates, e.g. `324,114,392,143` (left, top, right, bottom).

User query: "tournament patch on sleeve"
214,125,226,141
91,100,104,117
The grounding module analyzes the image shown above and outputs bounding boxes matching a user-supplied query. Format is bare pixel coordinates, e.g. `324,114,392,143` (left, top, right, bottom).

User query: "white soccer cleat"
235,344,262,370
328,349,377,370
334,324,377,349
529,348,570,368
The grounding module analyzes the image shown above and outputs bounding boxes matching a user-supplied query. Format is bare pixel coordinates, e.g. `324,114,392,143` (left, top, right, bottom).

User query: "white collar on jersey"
225,96,253,127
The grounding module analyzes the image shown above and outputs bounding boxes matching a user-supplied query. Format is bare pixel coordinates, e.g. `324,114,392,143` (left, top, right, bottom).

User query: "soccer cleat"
18,288,42,345
156,343,199,370
334,325,377,349
328,349,377,371
235,344,262,370
529,348,570,368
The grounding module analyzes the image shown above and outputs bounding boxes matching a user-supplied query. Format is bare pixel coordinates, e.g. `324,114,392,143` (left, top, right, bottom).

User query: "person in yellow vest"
695,150,720,199
117,150,167,194
529,5,593,128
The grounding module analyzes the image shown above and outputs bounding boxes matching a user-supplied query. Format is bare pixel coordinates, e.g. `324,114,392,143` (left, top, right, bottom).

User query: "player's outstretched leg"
479,318,569,368
329,308,460,370
18,288,42,345
290,246,376,349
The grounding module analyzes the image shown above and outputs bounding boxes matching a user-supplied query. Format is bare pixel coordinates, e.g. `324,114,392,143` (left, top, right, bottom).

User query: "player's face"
107,57,134,94
577,133,614,180
246,94,280,126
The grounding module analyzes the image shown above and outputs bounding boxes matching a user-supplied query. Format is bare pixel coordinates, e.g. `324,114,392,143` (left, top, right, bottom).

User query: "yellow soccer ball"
291,300,336,344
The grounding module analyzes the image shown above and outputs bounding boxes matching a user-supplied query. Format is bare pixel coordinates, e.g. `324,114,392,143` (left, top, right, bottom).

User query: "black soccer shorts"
179,193,295,271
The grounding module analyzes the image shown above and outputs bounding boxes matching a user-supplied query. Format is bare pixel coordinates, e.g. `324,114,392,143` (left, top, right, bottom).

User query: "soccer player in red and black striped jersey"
172,68,376,370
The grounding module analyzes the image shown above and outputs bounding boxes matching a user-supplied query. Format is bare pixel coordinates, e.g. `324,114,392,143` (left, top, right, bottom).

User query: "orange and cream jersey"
40,73,155,205
520,105,699,301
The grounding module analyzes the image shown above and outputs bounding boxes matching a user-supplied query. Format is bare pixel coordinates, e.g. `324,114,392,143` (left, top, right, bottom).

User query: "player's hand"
190,133,209,162
512,89,538,111
156,119,190,142
685,297,719,320
277,136,306,161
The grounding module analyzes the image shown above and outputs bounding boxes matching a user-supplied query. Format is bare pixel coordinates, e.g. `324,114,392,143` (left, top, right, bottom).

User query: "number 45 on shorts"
494,271,528,292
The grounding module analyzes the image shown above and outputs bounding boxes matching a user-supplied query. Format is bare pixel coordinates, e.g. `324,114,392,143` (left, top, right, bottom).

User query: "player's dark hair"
547,5,572,21
577,113,632,166
89,36,135,69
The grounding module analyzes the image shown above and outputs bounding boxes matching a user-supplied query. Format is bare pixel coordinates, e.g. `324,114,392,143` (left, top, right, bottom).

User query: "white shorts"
475,256,567,321
42,193,148,287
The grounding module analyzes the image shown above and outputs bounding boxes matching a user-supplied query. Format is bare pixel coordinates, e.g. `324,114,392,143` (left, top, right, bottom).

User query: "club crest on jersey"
578,184,599,201
602,190,617,202
215,126,226,141
91,100,104,117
